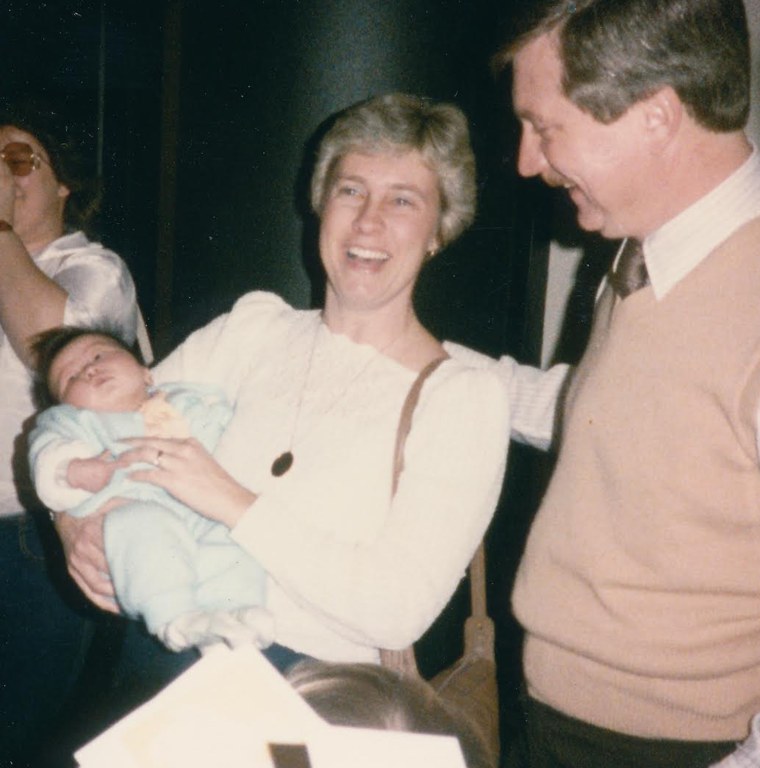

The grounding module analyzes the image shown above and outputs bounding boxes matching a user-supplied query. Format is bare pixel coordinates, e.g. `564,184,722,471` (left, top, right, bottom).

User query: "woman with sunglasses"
0,99,145,765
56,93,563,693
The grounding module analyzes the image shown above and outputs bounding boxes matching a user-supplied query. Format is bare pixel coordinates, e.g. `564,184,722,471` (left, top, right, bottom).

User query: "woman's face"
319,150,441,318
0,125,69,251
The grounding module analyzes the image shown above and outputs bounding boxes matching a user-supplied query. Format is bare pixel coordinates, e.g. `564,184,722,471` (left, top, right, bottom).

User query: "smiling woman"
310,93,476,366
318,151,441,327
55,94,514,692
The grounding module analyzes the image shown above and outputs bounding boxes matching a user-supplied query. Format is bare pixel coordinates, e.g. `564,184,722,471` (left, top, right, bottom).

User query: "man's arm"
443,340,571,451
505,358,571,450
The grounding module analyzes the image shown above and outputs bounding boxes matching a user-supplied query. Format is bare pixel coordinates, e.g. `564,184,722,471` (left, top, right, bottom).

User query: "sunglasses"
0,142,46,177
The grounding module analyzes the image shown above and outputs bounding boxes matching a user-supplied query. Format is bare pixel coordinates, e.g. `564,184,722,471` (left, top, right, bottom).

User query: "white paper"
74,645,467,768
75,646,321,768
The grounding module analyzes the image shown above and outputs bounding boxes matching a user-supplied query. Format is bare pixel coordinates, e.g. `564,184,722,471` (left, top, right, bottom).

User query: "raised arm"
0,161,67,366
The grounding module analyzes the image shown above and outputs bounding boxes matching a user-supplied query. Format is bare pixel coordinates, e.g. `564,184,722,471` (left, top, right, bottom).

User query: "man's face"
512,31,653,239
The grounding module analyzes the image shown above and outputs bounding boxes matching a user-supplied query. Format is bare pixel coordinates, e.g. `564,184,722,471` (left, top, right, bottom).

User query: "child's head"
33,326,151,412
286,661,491,768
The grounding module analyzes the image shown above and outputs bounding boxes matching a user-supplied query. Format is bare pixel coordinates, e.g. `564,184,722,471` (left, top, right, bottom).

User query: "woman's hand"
124,437,256,529
54,505,119,613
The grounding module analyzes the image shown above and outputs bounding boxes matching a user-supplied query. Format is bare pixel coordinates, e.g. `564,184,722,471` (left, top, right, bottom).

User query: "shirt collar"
640,142,760,300
32,230,87,260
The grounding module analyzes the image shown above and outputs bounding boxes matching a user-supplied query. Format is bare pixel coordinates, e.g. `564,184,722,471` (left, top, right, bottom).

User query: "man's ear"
640,86,683,146
57,183,70,200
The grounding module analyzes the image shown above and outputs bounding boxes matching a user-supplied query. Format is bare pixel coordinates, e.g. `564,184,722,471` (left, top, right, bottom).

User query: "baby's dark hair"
31,325,144,409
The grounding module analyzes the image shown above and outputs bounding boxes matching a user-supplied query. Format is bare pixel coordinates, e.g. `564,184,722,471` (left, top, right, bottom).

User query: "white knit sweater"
154,291,512,662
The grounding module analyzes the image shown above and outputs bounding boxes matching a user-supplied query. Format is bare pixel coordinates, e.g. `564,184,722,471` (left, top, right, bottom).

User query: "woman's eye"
336,184,360,197
393,196,413,207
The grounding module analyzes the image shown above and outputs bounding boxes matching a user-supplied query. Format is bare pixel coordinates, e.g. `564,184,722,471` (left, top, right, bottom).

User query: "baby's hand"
67,450,125,493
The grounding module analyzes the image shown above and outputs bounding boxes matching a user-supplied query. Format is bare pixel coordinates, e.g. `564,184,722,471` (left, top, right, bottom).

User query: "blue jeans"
100,626,307,714
0,511,95,766
59,610,309,757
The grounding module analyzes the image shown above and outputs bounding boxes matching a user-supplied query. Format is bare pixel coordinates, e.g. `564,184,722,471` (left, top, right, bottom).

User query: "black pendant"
271,451,294,477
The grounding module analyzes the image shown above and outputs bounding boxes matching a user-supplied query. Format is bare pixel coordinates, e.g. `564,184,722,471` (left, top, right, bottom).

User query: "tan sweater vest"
513,217,760,740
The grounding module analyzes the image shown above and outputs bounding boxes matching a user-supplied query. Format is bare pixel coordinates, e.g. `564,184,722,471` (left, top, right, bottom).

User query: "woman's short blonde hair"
287,661,491,768
310,93,476,249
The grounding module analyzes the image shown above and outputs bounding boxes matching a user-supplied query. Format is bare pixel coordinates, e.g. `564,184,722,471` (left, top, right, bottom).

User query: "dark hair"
31,325,142,408
492,0,750,131
287,662,491,768
0,97,102,231
311,93,477,249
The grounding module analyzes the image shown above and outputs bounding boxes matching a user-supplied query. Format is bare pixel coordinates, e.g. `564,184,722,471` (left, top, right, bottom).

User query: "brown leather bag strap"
468,542,488,621
392,355,448,496
390,353,491,636
462,543,494,662
382,355,448,678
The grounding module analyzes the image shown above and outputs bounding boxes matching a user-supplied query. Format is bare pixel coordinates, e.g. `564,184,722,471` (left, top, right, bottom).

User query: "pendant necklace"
271,315,408,477
270,317,320,477
271,448,296,477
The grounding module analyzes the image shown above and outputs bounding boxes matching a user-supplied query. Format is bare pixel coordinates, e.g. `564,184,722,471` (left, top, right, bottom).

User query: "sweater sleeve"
230,363,511,649
29,407,101,511
444,340,569,450
153,292,293,406
505,359,569,449
33,440,97,510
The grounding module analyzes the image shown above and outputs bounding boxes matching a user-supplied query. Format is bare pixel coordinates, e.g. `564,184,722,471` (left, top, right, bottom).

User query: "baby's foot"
157,610,213,652
205,606,275,650
157,607,275,652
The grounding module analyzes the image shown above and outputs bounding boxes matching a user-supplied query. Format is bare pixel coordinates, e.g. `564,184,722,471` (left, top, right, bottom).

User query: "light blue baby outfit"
29,382,266,633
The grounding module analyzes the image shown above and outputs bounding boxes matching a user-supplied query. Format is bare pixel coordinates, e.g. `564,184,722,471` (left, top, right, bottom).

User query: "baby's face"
48,334,152,412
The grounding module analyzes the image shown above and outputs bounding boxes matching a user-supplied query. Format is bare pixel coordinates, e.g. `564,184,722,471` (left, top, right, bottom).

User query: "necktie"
608,238,648,298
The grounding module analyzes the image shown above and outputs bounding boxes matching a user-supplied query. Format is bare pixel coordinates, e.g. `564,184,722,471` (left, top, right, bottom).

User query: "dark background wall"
165,0,543,360
3,0,547,356
3,0,556,742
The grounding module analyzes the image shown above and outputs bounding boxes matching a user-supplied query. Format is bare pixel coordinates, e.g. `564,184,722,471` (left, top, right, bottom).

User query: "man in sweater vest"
491,1,760,766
